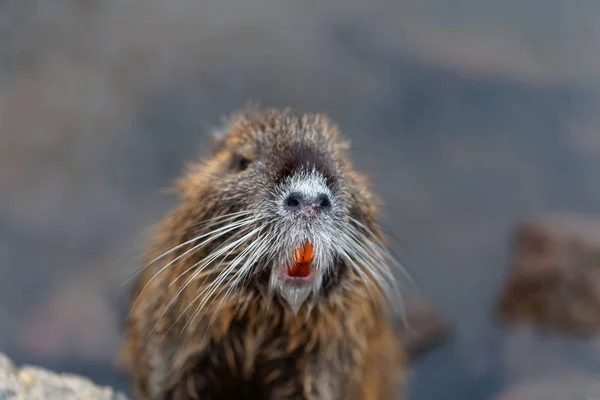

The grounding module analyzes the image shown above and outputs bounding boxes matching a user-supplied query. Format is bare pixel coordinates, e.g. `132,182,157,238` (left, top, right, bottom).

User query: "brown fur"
123,107,404,399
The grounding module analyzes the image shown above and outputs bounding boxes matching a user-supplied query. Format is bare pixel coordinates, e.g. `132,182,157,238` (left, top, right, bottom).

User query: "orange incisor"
288,241,314,278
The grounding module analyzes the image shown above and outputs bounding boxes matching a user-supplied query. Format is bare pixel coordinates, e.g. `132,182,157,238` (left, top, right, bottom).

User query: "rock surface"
496,214,600,336
0,353,128,400
494,375,600,400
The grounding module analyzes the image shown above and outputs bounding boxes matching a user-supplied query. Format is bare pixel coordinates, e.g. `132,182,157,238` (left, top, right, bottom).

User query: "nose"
284,191,332,215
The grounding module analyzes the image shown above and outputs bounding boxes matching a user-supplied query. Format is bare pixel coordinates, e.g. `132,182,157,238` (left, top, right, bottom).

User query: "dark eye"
236,156,251,172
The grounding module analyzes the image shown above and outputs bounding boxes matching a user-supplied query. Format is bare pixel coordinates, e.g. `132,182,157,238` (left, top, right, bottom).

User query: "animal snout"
284,191,332,216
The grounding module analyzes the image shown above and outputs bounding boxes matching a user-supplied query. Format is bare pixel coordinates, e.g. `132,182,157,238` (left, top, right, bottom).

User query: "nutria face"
178,109,391,313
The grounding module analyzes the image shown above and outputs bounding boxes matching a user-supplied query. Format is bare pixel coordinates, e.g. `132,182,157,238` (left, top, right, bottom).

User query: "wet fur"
123,107,404,399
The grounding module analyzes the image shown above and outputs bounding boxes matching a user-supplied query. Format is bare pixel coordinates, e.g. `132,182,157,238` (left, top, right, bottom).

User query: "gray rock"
494,375,600,400
0,353,129,400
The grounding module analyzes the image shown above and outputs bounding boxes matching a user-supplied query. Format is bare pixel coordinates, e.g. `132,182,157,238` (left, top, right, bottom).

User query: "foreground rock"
0,353,128,400
496,214,600,336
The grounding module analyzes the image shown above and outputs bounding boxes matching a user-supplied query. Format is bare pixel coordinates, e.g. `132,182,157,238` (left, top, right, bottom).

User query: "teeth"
288,242,314,277
293,241,314,264
287,262,311,277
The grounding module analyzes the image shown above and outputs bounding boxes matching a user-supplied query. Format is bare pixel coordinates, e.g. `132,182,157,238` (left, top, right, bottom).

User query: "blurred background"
3,1,600,399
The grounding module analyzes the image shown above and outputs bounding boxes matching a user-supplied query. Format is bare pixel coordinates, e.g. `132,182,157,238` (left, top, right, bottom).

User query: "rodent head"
174,108,393,313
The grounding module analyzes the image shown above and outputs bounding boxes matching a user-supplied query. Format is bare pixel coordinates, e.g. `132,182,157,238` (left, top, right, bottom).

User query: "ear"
210,126,228,155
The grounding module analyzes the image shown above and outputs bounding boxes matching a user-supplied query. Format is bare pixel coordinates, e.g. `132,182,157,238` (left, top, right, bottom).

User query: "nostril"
284,192,303,210
287,198,300,207
317,194,332,209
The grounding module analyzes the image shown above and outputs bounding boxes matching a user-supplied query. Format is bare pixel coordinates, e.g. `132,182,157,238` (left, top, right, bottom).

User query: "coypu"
123,107,405,399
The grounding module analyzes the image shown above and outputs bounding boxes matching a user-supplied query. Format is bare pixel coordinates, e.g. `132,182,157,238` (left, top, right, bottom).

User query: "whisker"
123,210,257,285
236,228,279,294
342,228,399,295
167,225,255,287
185,221,276,326
152,226,263,338
163,225,260,309
155,228,257,331
202,233,272,330
336,225,399,298
128,216,258,319
212,228,277,318
191,234,263,313
348,217,417,291
334,236,383,299
162,210,258,241
340,224,407,317
174,227,265,335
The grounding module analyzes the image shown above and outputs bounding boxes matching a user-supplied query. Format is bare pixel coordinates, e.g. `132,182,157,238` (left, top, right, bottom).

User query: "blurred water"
2,1,600,399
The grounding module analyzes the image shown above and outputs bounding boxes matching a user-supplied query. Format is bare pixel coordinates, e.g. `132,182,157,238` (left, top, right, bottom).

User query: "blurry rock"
395,297,452,361
499,325,600,386
0,352,128,400
496,214,600,336
493,375,600,400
